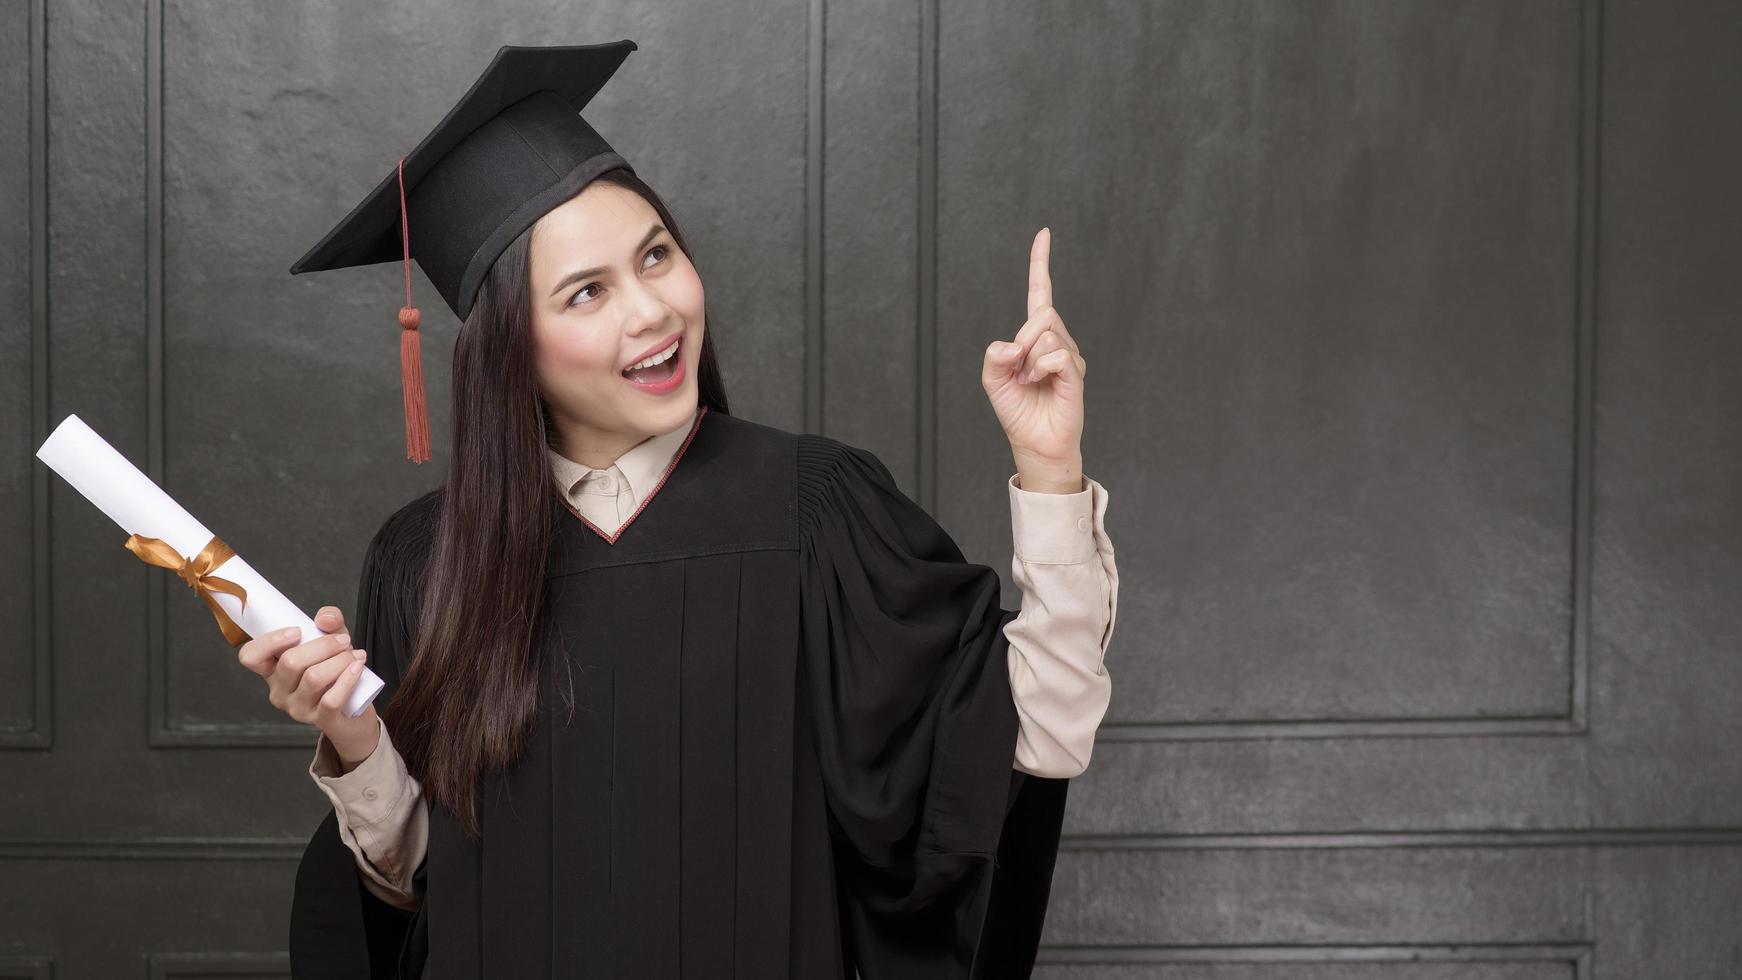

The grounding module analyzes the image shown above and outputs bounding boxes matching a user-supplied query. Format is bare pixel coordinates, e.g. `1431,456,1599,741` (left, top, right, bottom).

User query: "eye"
565,244,672,308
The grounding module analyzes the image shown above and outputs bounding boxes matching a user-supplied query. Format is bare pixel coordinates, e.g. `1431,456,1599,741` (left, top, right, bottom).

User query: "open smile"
621,336,686,394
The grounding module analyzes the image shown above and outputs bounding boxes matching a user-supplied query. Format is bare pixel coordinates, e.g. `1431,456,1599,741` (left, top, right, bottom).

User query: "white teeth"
626,341,678,372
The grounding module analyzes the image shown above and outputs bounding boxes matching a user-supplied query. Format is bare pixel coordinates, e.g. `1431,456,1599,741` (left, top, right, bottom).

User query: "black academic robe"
288,409,1069,979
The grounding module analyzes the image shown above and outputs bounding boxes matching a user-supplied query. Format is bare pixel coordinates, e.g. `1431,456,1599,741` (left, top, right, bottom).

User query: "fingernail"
350,661,363,675
335,633,350,647
283,627,300,642
353,648,366,661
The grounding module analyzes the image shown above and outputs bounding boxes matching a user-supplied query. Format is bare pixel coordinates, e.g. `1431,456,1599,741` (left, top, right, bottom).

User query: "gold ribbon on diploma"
123,534,251,646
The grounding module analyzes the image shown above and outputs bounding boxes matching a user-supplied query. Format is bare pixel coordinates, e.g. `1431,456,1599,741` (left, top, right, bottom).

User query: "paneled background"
4,0,1740,976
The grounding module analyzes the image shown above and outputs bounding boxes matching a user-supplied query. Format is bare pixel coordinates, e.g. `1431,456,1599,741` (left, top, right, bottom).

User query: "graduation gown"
288,409,1070,979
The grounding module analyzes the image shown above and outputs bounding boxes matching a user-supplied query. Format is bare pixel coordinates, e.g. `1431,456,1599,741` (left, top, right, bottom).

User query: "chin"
644,392,697,429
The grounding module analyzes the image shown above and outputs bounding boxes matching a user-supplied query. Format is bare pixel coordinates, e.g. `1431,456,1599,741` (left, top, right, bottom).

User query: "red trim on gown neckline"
555,404,711,546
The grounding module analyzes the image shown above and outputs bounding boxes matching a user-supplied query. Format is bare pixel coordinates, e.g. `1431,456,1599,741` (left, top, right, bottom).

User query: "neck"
550,402,697,470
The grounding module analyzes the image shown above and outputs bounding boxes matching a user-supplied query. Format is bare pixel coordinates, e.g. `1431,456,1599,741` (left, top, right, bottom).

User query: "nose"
620,280,669,335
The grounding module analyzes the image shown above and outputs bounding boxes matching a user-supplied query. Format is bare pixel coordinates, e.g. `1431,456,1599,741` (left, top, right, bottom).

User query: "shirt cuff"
1009,472,1099,564
308,715,424,902
308,715,412,832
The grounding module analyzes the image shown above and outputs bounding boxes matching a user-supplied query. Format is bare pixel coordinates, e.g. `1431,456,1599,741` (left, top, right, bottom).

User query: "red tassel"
399,306,431,463
395,157,431,464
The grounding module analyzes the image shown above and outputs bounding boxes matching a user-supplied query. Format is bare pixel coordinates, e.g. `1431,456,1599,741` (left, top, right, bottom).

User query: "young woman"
255,42,1116,979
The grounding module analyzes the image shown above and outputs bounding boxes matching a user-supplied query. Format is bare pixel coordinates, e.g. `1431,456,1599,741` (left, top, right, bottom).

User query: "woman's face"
528,182,706,466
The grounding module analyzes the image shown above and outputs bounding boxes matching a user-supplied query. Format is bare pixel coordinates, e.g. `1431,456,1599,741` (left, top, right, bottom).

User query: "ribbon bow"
123,533,250,646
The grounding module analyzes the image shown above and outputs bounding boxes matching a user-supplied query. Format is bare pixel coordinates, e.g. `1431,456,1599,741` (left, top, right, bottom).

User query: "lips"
621,337,687,394
622,335,681,374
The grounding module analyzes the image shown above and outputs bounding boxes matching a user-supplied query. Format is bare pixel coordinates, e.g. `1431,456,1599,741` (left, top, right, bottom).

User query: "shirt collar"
547,404,701,506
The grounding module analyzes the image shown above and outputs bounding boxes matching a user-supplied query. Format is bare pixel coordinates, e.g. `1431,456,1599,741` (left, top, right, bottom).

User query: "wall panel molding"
0,955,54,980
6,825,1740,862
0,837,302,860
147,951,289,978
1059,827,1742,851
4,0,52,751
1073,0,1605,743
142,0,311,747
1035,943,1588,976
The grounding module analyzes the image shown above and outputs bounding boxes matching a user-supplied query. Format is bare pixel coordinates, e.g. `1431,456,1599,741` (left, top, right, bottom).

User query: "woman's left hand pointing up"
982,227,1087,494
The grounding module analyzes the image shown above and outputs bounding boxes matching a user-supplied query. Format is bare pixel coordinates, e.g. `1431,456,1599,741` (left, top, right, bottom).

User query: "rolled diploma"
35,413,384,718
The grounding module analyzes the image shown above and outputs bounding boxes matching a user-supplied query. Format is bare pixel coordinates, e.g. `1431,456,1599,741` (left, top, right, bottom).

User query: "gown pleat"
546,572,614,974
677,555,739,972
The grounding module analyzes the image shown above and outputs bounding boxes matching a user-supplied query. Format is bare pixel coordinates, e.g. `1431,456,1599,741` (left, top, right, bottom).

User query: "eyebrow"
548,224,668,298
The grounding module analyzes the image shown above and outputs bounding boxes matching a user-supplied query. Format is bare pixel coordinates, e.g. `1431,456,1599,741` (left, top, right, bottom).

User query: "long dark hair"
385,168,730,841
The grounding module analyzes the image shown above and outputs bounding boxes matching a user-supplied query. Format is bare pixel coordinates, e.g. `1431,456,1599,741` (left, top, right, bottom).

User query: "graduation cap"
289,41,640,463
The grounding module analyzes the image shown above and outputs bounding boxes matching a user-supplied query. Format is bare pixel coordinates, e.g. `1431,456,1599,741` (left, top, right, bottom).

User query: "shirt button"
363,787,379,801
1076,516,1091,533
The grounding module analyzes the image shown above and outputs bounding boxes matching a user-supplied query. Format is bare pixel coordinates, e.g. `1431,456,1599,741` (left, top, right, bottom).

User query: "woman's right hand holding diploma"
237,605,380,773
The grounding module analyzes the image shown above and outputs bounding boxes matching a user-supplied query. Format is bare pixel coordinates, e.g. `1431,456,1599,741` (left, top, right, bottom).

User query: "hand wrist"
1016,474,1083,494
330,722,381,774
1013,450,1084,494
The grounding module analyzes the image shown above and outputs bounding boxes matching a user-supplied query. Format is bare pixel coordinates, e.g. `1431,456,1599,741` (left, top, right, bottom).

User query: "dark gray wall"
5,0,1740,976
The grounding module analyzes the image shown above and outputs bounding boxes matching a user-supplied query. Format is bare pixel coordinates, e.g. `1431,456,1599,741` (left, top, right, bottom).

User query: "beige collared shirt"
545,406,700,542
310,405,1118,909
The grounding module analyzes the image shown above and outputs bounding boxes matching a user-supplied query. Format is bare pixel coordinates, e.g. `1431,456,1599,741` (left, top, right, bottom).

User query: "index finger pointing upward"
1028,227,1053,319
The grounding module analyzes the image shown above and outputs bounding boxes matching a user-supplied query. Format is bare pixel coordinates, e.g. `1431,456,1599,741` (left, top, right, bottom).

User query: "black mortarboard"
289,40,640,462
